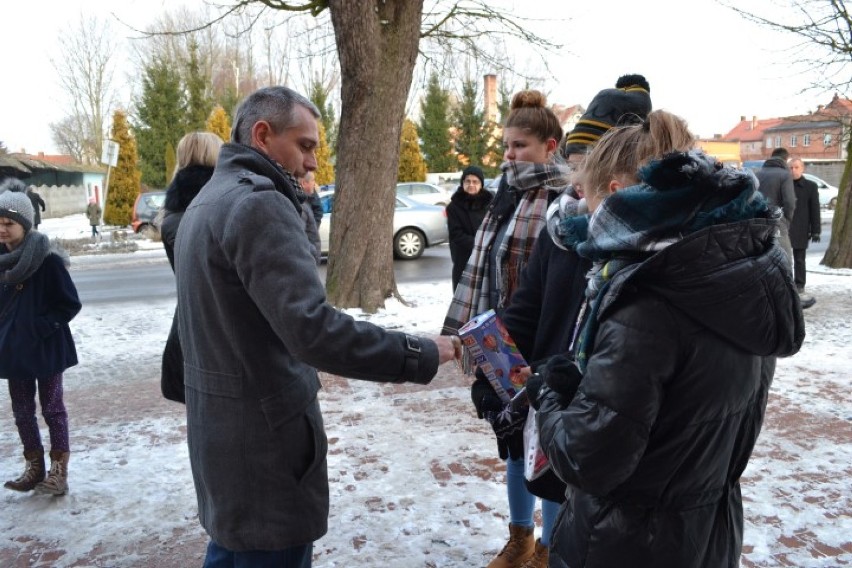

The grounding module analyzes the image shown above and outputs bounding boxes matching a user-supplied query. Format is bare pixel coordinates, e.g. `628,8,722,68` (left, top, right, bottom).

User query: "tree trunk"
821,139,852,267
325,0,423,312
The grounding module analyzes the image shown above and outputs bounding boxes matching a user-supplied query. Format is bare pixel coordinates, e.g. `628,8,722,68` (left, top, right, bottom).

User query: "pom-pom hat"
0,178,35,232
562,74,652,157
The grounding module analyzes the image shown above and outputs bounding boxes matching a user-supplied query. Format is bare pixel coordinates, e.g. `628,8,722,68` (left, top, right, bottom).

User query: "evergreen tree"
309,78,338,158
314,122,335,186
397,119,427,182
135,57,186,188
165,141,176,182
206,105,231,142
453,77,487,167
104,110,141,226
497,80,513,125
418,73,456,173
185,40,212,131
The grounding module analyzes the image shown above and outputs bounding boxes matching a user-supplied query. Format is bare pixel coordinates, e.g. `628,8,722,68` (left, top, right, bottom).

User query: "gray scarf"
0,231,53,284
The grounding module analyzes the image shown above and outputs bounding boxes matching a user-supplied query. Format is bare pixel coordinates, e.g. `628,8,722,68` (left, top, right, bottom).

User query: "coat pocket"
184,363,242,398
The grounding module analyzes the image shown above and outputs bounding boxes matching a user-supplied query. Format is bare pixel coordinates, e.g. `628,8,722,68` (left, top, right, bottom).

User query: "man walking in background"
789,158,820,309
755,147,796,266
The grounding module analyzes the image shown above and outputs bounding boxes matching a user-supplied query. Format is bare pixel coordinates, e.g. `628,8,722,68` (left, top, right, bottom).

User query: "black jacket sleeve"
501,227,548,362
807,182,820,235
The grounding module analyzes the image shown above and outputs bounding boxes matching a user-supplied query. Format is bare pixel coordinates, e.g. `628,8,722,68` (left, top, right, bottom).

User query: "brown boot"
487,523,535,568
519,539,549,568
34,450,69,496
4,448,46,492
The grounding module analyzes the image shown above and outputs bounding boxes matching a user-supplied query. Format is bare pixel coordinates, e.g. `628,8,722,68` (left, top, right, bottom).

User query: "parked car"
131,190,166,236
804,173,839,209
317,190,448,259
395,182,452,206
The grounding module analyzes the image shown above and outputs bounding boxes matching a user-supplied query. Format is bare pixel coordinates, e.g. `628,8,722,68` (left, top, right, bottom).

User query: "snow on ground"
0,214,849,566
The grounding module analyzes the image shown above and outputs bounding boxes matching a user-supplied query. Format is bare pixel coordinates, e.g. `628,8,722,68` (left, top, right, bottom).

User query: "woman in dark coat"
0,179,80,497
446,165,493,290
159,132,222,403
535,111,805,568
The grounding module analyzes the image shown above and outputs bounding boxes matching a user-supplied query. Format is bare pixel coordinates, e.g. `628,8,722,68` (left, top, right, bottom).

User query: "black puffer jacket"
446,187,493,289
538,219,804,568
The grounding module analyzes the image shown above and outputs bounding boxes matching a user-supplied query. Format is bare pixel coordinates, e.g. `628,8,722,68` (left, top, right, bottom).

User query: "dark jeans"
793,248,808,291
7,373,69,452
203,540,312,568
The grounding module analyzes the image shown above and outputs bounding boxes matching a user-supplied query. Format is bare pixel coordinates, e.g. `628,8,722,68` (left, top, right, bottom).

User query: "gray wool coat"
174,143,439,551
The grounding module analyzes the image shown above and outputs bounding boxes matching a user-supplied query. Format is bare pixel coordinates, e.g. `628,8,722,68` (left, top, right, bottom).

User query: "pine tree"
314,122,335,186
104,110,141,226
206,105,231,142
309,78,338,158
135,57,186,188
165,141,176,182
185,40,212,131
397,119,427,182
418,73,456,173
453,78,487,167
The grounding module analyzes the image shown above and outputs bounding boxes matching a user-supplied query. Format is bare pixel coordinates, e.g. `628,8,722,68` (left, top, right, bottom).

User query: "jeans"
203,540,312,568
506,456,560,546
8,373,69,452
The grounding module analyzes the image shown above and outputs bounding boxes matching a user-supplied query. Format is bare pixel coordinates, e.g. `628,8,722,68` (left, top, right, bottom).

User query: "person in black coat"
0,179,80,496
159,132,222,402
446,165,493,290
26,187,46,230
788,158,821,300
535,113,804,568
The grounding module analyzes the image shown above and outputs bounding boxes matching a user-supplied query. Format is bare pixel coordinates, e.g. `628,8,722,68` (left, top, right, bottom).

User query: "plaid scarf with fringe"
443,160,572,370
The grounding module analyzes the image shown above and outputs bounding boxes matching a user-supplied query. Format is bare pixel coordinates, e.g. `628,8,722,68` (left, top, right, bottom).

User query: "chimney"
817,104,825,112
751,116,757,130
38,151,45,158
483,74,498,123
740,115,746,122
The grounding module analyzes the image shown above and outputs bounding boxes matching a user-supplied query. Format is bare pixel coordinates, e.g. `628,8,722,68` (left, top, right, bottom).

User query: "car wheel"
394,228,425,260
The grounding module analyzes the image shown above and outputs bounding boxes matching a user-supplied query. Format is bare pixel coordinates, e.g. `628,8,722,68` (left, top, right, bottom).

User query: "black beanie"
562,74,652,157
460,165,485,188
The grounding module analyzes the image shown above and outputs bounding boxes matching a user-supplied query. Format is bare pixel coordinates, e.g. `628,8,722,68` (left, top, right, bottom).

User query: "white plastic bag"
523,406,550,481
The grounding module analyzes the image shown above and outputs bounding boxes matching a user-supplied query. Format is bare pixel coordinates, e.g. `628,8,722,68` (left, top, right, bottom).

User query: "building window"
775,136,782,147
766,137,773,148
824,133,832,146
803,134,810,147
790,135,797,147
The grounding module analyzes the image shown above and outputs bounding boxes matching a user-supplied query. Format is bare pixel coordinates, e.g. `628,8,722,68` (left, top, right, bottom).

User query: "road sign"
101,140,119,167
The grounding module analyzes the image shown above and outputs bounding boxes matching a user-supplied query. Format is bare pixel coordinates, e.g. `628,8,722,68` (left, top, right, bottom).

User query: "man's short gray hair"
231,86,321,145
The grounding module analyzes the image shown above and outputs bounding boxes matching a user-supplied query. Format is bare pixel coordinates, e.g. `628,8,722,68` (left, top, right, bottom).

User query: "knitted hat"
562,74,652,157
460,165,485,187
0,178,35,232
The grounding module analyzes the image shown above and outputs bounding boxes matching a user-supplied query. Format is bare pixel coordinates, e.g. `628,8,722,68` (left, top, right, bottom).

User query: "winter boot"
487,523,535,568
519,539,549,568
4,448,45,492
34,450,69,496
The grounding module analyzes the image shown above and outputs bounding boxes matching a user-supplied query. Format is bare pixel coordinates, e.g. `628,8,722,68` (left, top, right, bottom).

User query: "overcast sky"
1,0,835,155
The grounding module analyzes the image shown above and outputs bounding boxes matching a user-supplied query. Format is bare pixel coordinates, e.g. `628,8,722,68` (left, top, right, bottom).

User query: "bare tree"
50,115,87,163
731,1,852,267
50,14,118,164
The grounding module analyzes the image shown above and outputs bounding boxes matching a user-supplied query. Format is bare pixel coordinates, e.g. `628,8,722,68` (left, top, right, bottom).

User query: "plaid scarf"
443,160,572,349
566,150,775,369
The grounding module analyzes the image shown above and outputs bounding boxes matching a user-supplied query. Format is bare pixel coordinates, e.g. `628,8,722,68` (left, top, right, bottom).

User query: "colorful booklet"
459,309,528,403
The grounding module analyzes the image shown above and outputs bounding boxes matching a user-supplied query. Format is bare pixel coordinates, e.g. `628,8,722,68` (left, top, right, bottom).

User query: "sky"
2,0,838,156
0,213,849,566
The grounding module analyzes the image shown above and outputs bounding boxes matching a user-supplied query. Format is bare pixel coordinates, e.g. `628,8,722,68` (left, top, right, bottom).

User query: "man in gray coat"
755,147,796,265
174,86,459,567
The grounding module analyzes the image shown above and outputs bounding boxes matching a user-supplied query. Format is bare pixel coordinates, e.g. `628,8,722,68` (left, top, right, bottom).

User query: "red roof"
722,118,784,142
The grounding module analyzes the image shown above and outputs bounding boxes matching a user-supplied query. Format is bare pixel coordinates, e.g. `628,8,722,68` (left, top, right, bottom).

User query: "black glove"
539,354,583,405
810,233,821,243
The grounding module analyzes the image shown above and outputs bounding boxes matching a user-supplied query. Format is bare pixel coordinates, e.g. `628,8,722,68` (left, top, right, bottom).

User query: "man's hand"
810,232,821,243
434,335,463,366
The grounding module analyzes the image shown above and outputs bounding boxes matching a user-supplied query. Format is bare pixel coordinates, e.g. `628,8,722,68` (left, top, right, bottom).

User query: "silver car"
395,182,452,206
316,190,448,259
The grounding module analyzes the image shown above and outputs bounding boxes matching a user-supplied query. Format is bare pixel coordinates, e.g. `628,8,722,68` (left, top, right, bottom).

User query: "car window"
145,194,165,208
396,184,411,196
321,195,334,214
395,198,408,209
410,184,436,195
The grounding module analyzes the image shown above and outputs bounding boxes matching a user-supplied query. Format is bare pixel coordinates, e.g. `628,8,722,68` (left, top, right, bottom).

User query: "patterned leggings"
7,373,69,453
